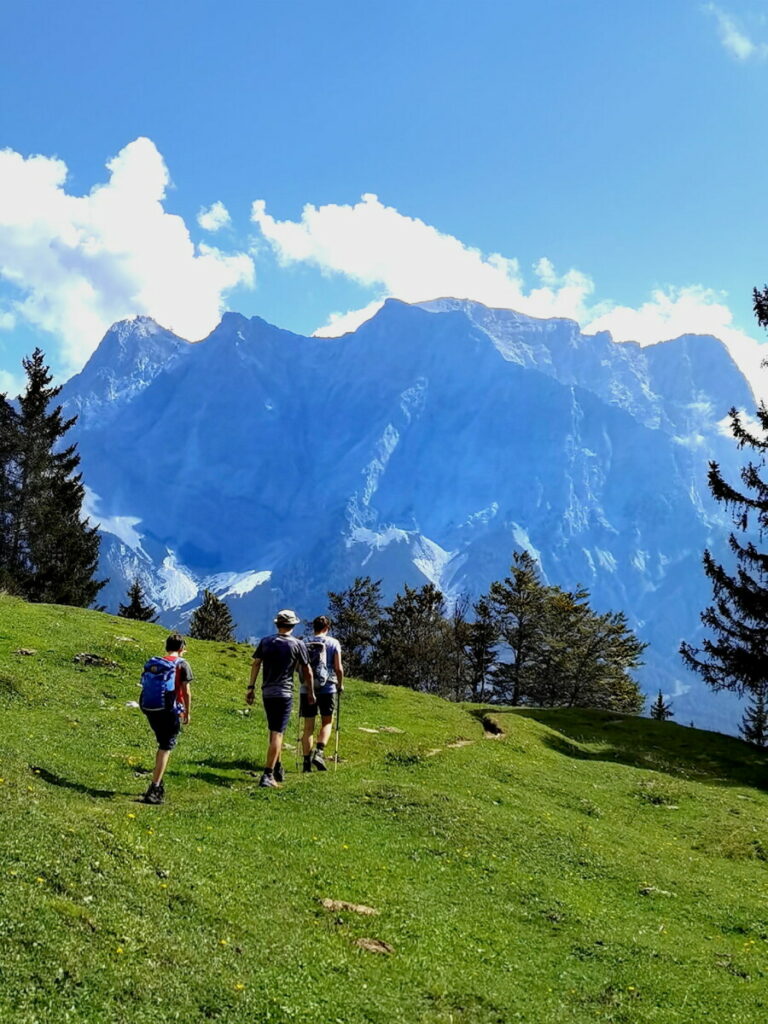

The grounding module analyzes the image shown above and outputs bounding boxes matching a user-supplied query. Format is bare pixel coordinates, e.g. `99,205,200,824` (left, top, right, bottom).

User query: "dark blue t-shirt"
254,634,309,698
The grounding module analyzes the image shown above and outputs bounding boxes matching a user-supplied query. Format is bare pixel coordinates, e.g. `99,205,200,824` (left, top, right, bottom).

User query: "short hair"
166,633,185,653
313,615,330,633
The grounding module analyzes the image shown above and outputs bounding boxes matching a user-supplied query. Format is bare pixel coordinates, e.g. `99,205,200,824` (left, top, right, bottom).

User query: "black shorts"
143,708,181,751
263,695,292,733
300,691,336,718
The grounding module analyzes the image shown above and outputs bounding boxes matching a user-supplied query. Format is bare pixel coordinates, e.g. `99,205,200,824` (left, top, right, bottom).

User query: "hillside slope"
1,595,767,1024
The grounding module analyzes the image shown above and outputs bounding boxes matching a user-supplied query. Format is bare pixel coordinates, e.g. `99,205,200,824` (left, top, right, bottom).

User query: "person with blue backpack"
139,633,193,805
301,615,344,772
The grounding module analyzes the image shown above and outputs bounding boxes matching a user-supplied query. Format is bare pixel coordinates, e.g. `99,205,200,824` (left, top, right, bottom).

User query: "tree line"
328,552,647,713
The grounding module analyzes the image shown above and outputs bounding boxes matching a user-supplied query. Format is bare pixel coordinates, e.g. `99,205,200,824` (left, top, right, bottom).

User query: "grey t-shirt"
254,634,309,698
300,634,342,694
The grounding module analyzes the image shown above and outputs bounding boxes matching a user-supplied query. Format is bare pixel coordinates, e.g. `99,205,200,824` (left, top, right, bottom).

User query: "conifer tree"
189,589,236,641
328,576,383,679
118,578,158,622
650,689,673,721
487,551,548,705
375,582,449,693
740,685,768,748
679,402,768,699
466,596,498,702
0,349,104,605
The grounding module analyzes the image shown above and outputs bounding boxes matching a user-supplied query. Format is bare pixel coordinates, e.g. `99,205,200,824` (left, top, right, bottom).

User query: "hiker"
139,633,192,805
246,609,314,788
301,615,344,772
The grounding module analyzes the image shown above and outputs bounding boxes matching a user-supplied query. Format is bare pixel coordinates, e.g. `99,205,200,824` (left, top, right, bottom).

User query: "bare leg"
266,731,283,770
302,716,316,755
152,748,171,786
318,715,334,747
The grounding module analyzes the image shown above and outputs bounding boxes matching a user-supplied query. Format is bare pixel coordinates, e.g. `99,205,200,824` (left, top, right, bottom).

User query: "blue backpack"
140,656,177,711
306,638,329,689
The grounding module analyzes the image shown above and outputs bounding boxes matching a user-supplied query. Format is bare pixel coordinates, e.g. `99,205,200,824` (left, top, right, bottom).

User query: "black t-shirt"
254,634,309,697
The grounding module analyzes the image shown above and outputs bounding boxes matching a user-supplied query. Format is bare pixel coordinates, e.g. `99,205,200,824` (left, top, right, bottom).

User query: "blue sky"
1,0,768,392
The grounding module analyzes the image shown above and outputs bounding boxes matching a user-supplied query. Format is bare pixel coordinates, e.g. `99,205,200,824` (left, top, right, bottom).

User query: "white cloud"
706,4,768,61
0,310,15,330
0,368,23,398
0,138,255,374
251,193,597,334
251,192,768,400
197,200,231,232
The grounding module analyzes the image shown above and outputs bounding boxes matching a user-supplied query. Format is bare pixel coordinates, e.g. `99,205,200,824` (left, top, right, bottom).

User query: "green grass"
1,594,768,1023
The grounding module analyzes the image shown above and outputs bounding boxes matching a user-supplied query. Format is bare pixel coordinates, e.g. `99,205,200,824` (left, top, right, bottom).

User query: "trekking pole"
295,709,302,772
334,689,342,772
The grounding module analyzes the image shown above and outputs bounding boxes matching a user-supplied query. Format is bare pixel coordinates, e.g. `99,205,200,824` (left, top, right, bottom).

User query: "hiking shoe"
258,773,279,788
142,783,164,805
274,761,285,783
311,748,327,772
303,759,312,773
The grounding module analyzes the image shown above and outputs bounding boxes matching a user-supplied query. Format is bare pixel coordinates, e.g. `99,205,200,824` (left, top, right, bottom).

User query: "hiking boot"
142,782,164,805
274,761,285,783
303,758,312,773
311,748,327,772
258,772,279,788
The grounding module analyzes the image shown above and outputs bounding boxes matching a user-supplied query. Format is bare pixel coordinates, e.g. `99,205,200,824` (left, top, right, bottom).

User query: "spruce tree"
118,578,158,622
375,582,448,693
466,596,499,702
740,685,768,748
650,689,673,721
0,349,104,605
189,589,236,641
487,551,548,705
679,403,768,699
327,576,384,679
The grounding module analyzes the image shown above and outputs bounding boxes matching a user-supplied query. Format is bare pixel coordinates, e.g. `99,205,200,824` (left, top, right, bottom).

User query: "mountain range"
61,298,755,731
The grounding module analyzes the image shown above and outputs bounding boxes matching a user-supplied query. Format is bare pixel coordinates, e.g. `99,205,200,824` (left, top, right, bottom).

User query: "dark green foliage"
488,551,547,705
465,596,498,701
327,576,383,679
118,579,157,622
363,553,644,713
680,400,768,698
740,685,768,748
189,588,236,641
650,689,674,721
0,349,104,606
487,554,645,713
375,582,449,694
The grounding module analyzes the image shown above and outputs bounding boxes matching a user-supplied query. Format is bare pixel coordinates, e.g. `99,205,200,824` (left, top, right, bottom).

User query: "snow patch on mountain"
83,488,146,554
157,553,199,608
206,569,272,598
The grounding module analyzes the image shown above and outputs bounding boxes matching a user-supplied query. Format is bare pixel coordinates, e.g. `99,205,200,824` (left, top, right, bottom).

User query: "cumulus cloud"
251,192,768,400
0,138,254,374
251,193,597,335
197,200,231,232
706,4,768,61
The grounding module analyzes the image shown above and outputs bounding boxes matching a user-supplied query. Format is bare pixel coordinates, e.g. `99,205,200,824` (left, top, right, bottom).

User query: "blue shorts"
143,708,181,751
263,695,292,734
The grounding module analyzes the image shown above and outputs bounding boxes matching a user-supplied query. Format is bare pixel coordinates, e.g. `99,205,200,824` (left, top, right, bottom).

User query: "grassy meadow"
1,594,767,1023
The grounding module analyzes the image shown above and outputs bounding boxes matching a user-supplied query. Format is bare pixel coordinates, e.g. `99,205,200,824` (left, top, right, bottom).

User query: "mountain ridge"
62,298,754,731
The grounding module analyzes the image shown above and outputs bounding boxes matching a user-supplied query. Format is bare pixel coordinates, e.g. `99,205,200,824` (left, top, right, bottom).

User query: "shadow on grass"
478,707,768,791
30,765,118,799
197,757,260,773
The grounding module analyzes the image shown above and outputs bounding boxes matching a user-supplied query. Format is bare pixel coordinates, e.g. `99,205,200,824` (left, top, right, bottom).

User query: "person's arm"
334,649,344,693
179,680,191,724
246,658,261,705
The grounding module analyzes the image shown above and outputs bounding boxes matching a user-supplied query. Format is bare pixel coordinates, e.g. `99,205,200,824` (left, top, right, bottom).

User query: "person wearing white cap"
246,609,314,787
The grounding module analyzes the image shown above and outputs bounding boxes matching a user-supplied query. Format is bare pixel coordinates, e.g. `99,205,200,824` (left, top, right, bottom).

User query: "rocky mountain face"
62,299,755,731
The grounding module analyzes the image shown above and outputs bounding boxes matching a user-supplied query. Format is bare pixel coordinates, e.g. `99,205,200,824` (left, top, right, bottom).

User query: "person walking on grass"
301,615,344,772
139,633,192,805
246,609,314,788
